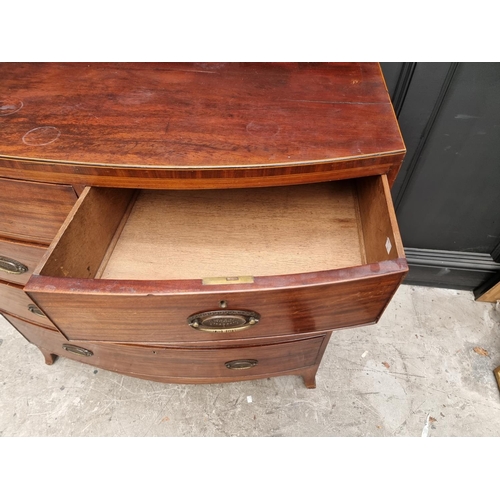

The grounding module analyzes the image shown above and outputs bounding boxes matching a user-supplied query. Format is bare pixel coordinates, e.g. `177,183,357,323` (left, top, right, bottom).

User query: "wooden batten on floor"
476,280,500,303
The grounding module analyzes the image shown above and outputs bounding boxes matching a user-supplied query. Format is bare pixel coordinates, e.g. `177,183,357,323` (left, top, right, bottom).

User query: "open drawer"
25,176,407,344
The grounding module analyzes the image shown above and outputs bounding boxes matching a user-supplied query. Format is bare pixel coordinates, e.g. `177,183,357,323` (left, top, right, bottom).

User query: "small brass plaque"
202,276,254,285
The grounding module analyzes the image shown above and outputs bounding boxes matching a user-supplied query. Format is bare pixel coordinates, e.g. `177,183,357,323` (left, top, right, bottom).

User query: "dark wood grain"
0,237,47,285
90,336,326,380
0,154,405,190
26,264,406,343
2,63,407,388
4,311,330,386
0,281,57,329
25,174,408,344
25,173,408,344
0,63,405,188
0,177,77,244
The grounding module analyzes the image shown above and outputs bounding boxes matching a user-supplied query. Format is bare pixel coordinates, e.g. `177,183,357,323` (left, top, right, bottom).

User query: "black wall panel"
379,62,404,99
381,63,500,290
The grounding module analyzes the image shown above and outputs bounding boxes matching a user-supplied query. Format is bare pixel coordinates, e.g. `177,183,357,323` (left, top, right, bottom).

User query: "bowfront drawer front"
26,270,406,343
25,175,408,343
0,238,47,285
4,311,329,387
85,335,326,382
0,177,77,244
0,281,56,329
3,313,328,383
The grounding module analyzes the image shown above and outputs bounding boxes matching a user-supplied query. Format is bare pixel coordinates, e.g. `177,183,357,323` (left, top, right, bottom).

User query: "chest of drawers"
0,62,407,388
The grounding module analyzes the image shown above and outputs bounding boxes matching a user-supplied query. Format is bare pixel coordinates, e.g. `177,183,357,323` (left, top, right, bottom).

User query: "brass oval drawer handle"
225,359,258,370
188,309,260,333
0,255,28,275
28,304,46,317
62,344,94,357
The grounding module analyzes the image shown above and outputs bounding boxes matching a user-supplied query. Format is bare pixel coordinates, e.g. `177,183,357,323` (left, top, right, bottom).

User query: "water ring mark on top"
22,126,61,146
0,100,23,116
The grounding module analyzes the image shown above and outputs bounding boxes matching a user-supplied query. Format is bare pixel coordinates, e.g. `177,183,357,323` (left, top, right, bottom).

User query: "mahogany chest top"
0,63,405,189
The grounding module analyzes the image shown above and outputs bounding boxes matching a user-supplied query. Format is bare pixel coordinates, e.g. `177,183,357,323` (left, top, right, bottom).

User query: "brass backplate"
0,255,28,275
62,344,94,357
188,309,260,333
28,304,45,317
225,359,258,370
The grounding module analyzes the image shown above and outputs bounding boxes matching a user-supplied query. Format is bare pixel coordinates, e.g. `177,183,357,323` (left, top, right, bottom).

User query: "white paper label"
385,237,392,255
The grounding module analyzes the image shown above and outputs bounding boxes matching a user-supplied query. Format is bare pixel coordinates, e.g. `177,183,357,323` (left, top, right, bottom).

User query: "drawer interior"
36,176,404,281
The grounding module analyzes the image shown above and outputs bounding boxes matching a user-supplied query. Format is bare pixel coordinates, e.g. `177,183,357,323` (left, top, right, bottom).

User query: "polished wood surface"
26,264,406,343
4,311,330,386
2,63,407,388
0,154,405,190
0,177,77,244
26,173,407,344
0,238,47,285
0,281,56,329
85,336,326,381
0,63,405,189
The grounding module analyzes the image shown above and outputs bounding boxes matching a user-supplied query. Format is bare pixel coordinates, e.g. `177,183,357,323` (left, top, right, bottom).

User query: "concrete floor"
1,284,499,436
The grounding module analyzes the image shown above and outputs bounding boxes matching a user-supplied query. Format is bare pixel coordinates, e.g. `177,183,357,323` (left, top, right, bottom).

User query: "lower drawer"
86,336,326,382
0,281,55,329
5,311,329,385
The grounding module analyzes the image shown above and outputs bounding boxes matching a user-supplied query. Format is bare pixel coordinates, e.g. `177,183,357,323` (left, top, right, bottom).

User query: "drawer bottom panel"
4,313,330,386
